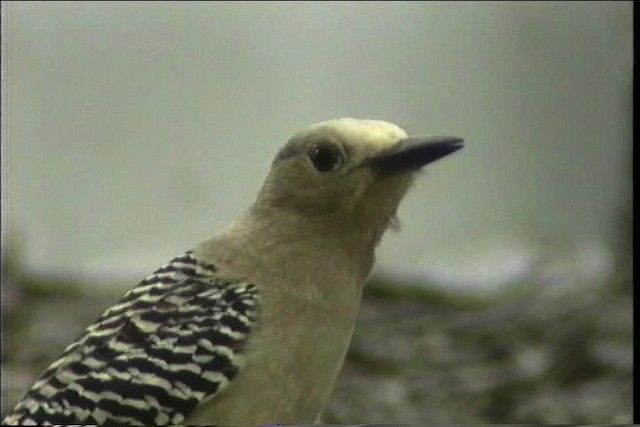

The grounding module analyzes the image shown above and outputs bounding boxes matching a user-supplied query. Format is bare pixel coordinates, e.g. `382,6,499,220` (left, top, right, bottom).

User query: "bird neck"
254,202,385,260
197,204,385,288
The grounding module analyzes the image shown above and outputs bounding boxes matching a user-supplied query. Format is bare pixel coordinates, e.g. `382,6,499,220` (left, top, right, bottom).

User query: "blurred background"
1,1,632,423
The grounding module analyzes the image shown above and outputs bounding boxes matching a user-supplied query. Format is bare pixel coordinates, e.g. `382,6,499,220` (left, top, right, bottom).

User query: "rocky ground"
327,274,632,424
2,266,632,424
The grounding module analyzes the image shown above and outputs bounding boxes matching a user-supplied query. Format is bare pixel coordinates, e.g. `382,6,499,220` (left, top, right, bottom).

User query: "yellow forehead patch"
304,118,408,149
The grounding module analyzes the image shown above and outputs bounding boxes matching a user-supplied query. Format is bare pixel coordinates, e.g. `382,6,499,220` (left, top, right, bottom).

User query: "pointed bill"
370,136,464,173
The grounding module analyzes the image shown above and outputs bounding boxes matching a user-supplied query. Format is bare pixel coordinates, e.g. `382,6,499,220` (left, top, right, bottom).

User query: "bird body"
3,118,463,425
187,211,367,424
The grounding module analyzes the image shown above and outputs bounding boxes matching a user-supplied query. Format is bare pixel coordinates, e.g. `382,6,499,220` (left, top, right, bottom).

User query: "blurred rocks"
325,276,631,423
2,273,631,423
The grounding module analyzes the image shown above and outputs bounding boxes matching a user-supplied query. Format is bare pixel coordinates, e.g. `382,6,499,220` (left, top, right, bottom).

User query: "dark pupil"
311,146,338,172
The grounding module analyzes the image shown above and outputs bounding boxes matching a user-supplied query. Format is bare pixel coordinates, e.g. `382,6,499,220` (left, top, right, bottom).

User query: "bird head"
255,118,463,246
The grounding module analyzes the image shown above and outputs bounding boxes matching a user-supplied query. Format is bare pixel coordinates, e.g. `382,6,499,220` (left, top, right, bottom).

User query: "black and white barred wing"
3,251,260,426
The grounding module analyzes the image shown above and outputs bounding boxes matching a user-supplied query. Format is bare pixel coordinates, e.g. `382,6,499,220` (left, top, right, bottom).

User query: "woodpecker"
3,118,463,425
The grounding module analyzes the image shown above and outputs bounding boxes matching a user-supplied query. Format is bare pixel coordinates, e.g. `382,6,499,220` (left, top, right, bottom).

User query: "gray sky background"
4,1,632,291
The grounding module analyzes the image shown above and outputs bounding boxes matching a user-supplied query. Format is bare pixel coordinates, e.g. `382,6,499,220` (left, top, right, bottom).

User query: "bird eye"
308,144,342,172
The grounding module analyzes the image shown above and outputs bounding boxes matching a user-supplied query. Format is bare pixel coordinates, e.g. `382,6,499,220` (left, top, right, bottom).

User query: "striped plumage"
3,251,259,425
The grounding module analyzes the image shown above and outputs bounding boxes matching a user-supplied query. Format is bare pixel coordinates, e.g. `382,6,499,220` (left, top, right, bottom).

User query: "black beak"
370,136,464,173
